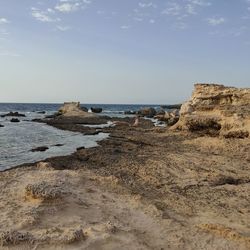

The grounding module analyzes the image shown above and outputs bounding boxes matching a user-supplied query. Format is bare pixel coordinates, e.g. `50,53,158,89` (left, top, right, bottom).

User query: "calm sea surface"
0,103,161,170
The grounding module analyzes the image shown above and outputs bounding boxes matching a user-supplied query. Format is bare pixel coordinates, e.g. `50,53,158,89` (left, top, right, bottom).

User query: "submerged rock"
171,83,250,138
1,112,26,118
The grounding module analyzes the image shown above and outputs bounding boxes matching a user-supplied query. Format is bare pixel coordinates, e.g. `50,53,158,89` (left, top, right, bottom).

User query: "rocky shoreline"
0,84,249,249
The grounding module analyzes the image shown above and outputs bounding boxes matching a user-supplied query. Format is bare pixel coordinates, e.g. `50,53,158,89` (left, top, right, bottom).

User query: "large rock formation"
171,83,250,138
58,102,95,117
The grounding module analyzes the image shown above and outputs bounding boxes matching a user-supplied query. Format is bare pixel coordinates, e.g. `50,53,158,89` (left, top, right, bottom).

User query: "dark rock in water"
1,112,26,118
161,104,182,110
81,106,88,112
37,111,46,114
91,107,102,113
124,111,136,115
0,124,4,127
138,108,156,118
10,118,20,123
77,146,85,151
31,146,49,152
54,144,64,147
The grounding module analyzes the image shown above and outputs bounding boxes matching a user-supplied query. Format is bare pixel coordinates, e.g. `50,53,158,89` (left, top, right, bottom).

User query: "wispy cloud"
138,2,157,9
56,25,71,31
207,17,225,26
31,8,60,22
120,25,130,29
162,3,181,16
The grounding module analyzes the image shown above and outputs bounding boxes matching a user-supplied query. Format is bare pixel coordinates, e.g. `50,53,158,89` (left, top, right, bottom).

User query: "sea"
0,103,162,171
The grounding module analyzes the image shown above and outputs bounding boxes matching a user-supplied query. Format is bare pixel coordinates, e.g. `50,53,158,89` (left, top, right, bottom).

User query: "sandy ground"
0,117,249,249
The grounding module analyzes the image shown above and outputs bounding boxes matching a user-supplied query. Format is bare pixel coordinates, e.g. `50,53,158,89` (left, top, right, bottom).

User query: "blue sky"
0,0,250,104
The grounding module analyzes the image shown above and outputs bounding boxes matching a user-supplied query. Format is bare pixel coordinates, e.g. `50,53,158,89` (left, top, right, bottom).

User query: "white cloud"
207,17,225,26
0,18,10,24
138,2,157,8
55,3,80,12
120,25,130,29
56,25,71,31
55,0,92,13
188,0,211,7
149,19,155,24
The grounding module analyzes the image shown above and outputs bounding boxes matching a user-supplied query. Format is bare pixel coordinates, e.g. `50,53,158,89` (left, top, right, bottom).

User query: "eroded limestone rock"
171,83,250,138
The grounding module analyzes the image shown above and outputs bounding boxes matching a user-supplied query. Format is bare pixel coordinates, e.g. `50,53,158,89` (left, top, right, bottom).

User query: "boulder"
171,83,250,138
10,118,20,123
37,111,46,114
154,110,179,126
1,112,26,118
0,124,4,127
81,106,88,112
91,107,102,113
138,107,157,118
58,102,95,117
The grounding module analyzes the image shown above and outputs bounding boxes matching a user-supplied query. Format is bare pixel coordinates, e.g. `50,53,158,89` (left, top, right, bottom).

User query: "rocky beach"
0,84,249,250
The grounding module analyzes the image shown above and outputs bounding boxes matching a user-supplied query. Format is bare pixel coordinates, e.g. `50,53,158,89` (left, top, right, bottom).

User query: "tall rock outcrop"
171,84,250,138
58,102,95,117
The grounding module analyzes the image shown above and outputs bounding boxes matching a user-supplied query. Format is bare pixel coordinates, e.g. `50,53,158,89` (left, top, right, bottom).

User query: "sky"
0,0,250,104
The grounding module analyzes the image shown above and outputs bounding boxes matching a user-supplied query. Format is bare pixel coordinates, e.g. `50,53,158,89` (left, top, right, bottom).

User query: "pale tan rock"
171,83,250,138
59,102,95,117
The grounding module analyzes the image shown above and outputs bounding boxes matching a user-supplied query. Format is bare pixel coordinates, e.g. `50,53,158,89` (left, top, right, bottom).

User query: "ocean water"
0,103,162,170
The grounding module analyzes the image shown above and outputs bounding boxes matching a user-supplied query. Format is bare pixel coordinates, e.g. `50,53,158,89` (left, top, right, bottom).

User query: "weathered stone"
59,102,95,117
138,108,156,118
171,83,250,138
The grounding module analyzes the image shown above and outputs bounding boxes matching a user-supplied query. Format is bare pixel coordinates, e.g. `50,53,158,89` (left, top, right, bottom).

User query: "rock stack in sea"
58,102,95,117
171,83,250,138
